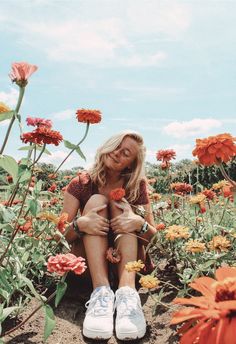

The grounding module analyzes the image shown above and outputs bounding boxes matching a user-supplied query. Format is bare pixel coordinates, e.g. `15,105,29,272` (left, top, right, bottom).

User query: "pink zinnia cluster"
47,253,87,276
156,149,176,162
26,117,52,129
9,62,38,87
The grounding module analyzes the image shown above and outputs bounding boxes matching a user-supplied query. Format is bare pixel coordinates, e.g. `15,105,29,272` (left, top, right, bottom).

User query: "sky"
0,0,236,170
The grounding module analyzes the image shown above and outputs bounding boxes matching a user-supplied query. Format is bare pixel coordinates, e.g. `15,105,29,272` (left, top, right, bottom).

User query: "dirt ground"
3,274,179,344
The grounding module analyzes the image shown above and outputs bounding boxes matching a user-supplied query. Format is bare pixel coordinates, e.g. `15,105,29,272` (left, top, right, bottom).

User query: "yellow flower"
189,194,206,205
0,102,11,113
38,212,58,224
208,235,231,252
212,180,231,190
185,239,206,253
125,260,145,272
165,225,190,241
139,275,159,289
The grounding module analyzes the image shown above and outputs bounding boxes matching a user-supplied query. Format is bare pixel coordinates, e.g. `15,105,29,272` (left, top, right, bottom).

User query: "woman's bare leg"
82,194,110,289
109,200,138,289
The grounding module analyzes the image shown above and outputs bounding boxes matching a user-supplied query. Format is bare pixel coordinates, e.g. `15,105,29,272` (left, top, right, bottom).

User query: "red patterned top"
66,171,149,212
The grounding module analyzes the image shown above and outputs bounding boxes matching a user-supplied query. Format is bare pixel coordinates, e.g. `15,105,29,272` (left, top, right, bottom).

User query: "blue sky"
1,0,236,170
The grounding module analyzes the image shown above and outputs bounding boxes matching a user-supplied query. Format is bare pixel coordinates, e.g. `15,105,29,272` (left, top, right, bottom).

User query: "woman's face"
104,136,139,172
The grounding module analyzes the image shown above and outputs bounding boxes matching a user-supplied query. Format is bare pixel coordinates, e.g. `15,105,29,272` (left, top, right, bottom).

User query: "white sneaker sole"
83,327,113,340
116,327,146,340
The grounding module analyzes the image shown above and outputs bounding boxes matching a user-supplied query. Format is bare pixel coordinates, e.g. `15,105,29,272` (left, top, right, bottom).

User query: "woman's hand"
110,199,144,234
77,204,110,236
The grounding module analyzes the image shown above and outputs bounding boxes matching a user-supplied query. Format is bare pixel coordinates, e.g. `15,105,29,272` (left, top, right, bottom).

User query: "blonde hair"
89,131,146,203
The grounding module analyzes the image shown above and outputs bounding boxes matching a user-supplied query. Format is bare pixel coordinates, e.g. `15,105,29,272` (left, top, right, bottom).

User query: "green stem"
54,122,90,174
29,144,46,167
0,86,25,155
218,163,236,189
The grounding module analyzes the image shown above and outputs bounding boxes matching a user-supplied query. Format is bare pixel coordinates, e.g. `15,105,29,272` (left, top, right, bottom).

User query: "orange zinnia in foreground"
110,187,126,201
192,133,236,166
171,267,236,344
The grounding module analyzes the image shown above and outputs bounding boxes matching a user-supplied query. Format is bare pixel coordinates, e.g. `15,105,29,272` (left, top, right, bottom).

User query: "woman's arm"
61,191,81,243
136,202,157,245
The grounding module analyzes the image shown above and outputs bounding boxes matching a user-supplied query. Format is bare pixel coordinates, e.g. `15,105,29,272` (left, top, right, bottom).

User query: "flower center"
214,278,236,302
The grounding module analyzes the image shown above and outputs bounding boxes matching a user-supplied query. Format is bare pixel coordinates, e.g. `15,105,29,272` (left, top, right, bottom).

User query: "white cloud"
50,109,75,121
169,144,192,160
120,52,167,67
0,88,18,107
0,120,10,127
163,118,222,138
40,150,76,165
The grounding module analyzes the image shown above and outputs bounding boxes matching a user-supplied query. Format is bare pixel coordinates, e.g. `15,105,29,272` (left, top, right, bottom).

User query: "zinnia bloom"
125,260,145,272
202,189,216,200
110,188,126,201
47,253,87,276
165,225,190,241
57,212,68,233
156,223,166,231
48,183,57,192
76,109,102,124
18,220,32,232
26,117,52,129
151,193,162,201
139,275,159,289
208,235,231,252
189,194,206,205
192,133,236,166
38,212,58,223
185,239,206,253
0,102,11,113
171,182,193,196
9,62,38,87
156,149,176,162
21,127,63,146
171,267,236,344
212,180,231,191
106,247,121,263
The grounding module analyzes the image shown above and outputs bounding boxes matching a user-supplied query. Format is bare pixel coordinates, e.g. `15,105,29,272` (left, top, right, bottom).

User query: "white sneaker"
115,286,146,340
83,286,114,339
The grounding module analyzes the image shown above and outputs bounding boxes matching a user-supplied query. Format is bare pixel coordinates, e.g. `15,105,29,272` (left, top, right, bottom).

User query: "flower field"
0,62,236,343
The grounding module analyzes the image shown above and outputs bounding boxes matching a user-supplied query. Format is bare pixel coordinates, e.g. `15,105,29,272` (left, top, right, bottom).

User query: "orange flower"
156,149,176,162
202,189,216,200
208,235,231,252
18,220,32,232
76,109,102,124
106,247,121,263
48,183,57,192
156,223,166,231
0,102,11,113
192,133,236,166
151,193,162,201
47,253,87,276
21,127,63,146
6,175,13,183
109,188,126,201
57,212,68,233
171,182,193,196
171,267,236,344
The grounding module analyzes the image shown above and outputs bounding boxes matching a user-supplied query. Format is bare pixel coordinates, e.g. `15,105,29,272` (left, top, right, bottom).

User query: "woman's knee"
83,194,108,213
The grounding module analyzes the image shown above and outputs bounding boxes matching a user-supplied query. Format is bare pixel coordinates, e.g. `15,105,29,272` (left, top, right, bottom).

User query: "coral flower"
9,62,38,87
208,235,231,252
48,183,57,192
156,223,166,231
165,225,190,241
156,149,176,162
171,182,193,196
139,275,159,289
0,102,11,113
26,117,52,129
18,220,32,232
212,180,231,191
76,109,102,124
110,188,126,201
57,212,68,233
47,253,87,276
125,260,145,272
192,133,236,166
202,189,216,200
171,267,236,344
106,247,121,263
185,239,206,253
21,127,63,146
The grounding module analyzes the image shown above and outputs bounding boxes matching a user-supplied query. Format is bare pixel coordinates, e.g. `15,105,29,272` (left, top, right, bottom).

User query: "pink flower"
26,117,52,129
9,62,38,87
47,253,87,276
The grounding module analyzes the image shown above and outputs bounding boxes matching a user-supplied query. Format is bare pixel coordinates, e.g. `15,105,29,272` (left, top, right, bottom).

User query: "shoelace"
85,289,114,316
115,293,140,317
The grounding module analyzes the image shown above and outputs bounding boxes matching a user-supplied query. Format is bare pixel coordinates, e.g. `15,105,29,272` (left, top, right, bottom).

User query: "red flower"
6,175,13,183
110,188,126,201
47,253,87,276
57,212,68,233
171,182,193,196
202,189,216,200
18,220,32,232
192,133,236,166
76,109,102,124
21,127,63,146
200,206,206,213
26,117,52,129
48,183,57,192
156,149,176,162
156,223,166,231
106,247,121,263
9,62,38,87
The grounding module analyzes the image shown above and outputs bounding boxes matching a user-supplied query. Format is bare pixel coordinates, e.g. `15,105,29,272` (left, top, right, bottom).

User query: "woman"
62,130,156,340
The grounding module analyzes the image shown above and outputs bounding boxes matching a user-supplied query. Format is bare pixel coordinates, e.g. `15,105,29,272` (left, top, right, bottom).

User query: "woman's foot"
83,286,114,339
115,286,146,340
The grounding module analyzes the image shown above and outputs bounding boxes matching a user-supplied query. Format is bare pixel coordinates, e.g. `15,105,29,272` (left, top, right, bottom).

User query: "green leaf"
0,155,18,183
55,281,67,307
18,145,51,155
0,306,19,322
75,146,86,161
29,199,38,216
18,274,43,301
44,304,56,341
0,111,14,122
64,139,76,150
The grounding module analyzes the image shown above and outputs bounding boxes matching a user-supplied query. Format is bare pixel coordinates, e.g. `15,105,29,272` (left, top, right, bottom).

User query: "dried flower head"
106,247,121,263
